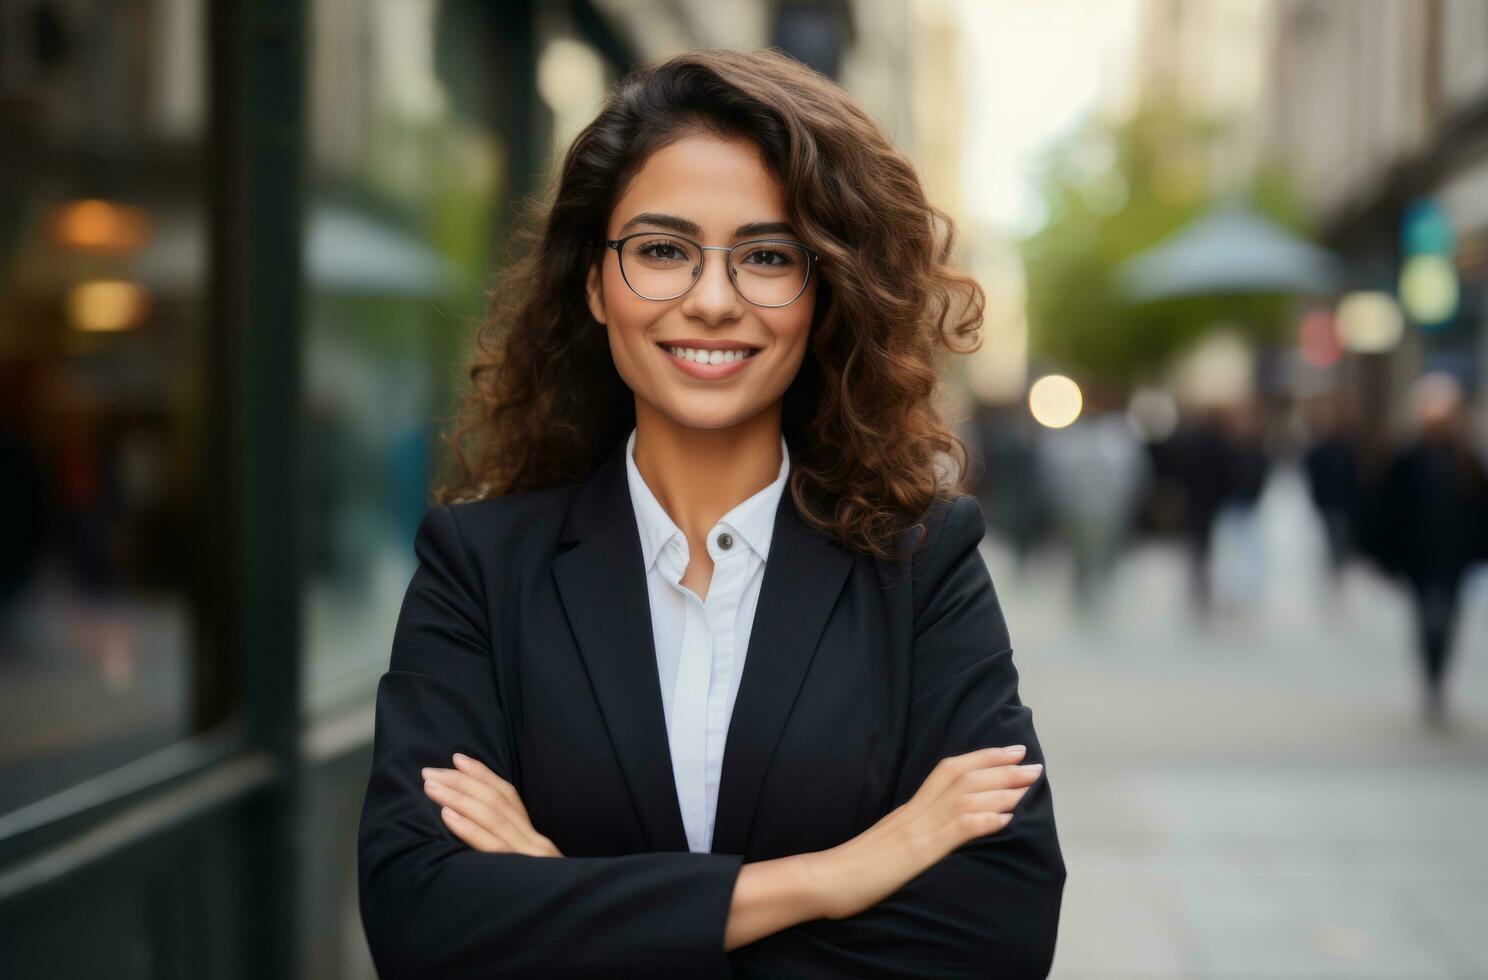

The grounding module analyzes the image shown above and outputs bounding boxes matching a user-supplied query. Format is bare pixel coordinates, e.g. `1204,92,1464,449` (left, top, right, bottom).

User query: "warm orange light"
52,199,153,252
67,279,150,332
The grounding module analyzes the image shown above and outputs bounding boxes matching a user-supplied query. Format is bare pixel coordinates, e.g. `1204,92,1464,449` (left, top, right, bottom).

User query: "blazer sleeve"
728,495,1067,979
357,504,745,979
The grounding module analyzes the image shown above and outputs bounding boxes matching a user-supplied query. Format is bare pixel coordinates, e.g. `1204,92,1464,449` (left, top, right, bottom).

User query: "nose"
680,247,744,324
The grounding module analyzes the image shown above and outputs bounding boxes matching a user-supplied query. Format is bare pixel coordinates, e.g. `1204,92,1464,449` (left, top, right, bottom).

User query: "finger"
444,759,535,831
919,808,1013,861
945,809,1014,848
452,754,532,821
959,786,1032,815
425,779,505,835
425,780,542,854
930,757,1038,811
917,745,1026,801
428,769,507,812
956,762,1044,795
428,771,547,853
440,805,514,853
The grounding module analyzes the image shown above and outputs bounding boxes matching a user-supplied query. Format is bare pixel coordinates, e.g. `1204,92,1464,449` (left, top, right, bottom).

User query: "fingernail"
421,768,431,779
1006,745,1026,754
1020,763,1043,774
453,753,467,764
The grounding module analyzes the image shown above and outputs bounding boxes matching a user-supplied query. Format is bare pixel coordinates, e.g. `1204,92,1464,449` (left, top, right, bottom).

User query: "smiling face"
585,132,817,432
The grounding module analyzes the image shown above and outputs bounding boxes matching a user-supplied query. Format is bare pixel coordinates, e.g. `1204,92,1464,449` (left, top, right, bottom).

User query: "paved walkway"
991,464,1488,978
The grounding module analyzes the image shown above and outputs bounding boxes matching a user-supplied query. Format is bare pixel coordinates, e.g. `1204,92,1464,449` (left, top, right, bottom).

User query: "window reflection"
0,0,205,814
300,0,506,714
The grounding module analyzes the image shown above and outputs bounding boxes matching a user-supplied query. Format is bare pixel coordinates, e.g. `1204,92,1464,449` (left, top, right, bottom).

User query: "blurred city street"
4,1,1488,975
996,464,1488,978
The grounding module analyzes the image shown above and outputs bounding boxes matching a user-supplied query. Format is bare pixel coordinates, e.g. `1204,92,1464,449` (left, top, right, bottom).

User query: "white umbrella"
1117,197,1343,303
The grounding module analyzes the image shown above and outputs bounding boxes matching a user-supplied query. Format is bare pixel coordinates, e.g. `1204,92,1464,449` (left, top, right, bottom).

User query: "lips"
656,341,760,379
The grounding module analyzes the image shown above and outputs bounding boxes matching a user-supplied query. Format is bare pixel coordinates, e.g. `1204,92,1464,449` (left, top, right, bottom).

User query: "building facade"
1269,0,1488,431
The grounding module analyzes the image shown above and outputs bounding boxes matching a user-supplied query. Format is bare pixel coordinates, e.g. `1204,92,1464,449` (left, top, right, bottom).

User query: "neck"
631,401,785,544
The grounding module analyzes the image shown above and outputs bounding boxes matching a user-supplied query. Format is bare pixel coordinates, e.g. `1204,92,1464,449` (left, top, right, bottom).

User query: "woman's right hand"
807,744,1042,921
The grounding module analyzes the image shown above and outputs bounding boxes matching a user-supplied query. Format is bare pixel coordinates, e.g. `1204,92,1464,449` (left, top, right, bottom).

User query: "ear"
585,255,608,326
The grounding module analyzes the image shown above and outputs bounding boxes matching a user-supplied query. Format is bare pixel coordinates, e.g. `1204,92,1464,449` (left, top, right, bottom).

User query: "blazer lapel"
553,440,689,852
552,436,855,857
710,489,853,854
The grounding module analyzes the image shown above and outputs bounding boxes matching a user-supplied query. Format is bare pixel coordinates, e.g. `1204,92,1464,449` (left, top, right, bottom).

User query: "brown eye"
741,247,793,267
635,239,691,263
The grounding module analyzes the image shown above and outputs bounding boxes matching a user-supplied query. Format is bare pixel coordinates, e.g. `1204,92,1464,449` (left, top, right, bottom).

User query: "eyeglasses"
597,231,819,308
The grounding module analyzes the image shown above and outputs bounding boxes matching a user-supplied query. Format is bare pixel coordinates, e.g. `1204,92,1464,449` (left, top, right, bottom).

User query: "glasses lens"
618,236,812,305
730,241,810,306
620,235,700,299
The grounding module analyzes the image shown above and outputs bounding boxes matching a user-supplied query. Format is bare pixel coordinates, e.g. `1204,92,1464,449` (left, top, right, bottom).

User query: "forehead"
611,134,787,233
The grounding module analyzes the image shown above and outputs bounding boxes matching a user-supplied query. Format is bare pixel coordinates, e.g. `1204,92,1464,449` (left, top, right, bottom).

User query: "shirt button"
717,532,733,550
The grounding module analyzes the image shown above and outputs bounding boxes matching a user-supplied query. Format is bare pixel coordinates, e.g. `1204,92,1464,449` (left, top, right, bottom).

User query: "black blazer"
357,439,1066,979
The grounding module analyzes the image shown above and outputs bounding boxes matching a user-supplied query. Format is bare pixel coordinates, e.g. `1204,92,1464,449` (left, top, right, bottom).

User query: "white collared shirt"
624,426,790,853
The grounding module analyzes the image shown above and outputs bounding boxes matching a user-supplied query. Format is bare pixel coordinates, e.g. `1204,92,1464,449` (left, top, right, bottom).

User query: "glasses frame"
598,231,820,308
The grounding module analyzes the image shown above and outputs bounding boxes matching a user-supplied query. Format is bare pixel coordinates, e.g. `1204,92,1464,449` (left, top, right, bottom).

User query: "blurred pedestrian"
1164,409,1238,616
1358,373,1488,728
1301,392,1363,586
1036,395,1149,616
973,400,1050,572
1209,396,1270,615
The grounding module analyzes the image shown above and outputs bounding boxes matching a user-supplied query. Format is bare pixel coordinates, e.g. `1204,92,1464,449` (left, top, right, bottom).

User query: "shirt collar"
625,426,791,571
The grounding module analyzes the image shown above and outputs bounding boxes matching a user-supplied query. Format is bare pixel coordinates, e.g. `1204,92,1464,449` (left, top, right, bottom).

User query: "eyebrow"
616,212,797,239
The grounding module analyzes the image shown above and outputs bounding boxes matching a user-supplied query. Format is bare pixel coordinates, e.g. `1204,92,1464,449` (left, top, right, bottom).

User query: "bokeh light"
1398,253,1459,327
51,199,153,252
537,38,606,115
67,279,150,332
1028,374,1083,428
1335,290,1405,353
1298,307,1342,367
1125,386,1179,441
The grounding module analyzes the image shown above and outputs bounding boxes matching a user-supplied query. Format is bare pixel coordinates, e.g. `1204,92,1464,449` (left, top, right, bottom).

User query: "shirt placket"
701,531,747,851
661,536,711,853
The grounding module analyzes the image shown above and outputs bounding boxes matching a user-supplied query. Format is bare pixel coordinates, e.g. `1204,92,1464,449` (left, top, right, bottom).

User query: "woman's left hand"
422,753,563,857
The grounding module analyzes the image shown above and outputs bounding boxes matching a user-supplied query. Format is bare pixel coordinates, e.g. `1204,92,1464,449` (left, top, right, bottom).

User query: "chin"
649,393,763,432
664,405,754,431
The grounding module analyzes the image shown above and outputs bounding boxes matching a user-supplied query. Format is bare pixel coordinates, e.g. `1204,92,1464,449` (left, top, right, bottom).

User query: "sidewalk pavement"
989,464,1488,978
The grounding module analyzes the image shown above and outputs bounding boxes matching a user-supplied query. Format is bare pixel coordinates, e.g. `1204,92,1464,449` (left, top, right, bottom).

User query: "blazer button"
717,532,733,550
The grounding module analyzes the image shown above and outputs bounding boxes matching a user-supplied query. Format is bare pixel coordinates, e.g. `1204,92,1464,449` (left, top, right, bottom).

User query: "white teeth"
665,346,757,364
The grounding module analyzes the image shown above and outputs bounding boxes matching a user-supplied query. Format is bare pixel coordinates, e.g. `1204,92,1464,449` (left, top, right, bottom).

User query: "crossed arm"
422,734,1043,956
419,750,833,950
358,499,1065,978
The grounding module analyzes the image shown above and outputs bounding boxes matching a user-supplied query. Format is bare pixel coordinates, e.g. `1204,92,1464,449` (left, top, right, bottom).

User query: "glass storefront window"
301,0,506,715
0,0,207,815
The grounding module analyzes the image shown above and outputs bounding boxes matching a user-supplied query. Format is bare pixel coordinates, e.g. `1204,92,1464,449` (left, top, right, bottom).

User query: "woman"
358,48,1065,979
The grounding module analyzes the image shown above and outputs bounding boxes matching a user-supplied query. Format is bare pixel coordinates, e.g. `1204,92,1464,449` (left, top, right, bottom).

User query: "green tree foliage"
1020,101,1309,387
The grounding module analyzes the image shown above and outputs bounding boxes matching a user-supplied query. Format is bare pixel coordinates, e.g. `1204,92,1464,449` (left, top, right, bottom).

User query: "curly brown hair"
436,47,984,560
